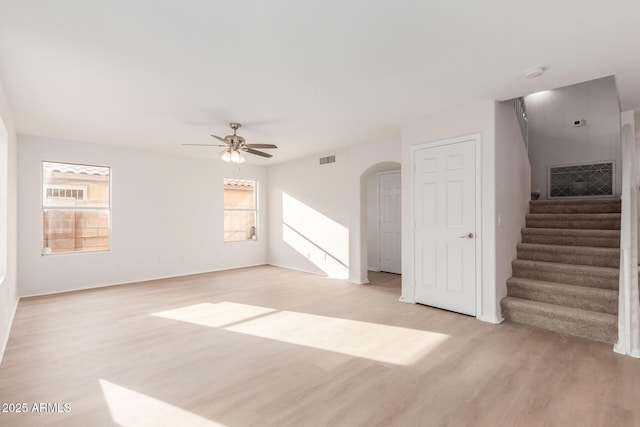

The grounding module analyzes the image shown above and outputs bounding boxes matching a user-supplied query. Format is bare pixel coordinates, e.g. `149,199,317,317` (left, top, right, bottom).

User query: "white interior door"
379,171,401,274
414,139,476,315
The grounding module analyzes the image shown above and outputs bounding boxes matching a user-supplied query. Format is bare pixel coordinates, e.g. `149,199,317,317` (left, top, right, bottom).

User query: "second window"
223,178,257,242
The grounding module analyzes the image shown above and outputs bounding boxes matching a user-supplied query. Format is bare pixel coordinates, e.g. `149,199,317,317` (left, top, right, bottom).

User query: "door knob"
459,233,474,239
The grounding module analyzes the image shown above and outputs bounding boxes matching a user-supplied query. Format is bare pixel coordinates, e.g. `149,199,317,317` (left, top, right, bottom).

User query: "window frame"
42,161,112,256
223,178,258,243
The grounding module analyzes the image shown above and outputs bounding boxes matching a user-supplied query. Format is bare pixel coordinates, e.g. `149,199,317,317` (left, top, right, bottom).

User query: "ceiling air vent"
319,155,335,165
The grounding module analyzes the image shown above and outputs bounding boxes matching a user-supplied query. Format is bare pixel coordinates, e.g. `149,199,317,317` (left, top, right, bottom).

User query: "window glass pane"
223,179,255,210
43,161,109,208
224,211,256,242
43,209,110,254
223,178,257,243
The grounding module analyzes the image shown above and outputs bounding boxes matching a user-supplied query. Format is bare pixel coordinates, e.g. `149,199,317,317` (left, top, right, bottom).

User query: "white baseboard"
20,263,270,299
478,314,504,324
613,343,640,358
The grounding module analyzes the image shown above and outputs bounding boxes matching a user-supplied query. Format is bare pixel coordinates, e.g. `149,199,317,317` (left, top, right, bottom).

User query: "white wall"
494,101,531,308
526,76,621,199
401,100,530,323
18,135,268,297
267,138,400,283
401,100,500,323
621,111,639,260
267,146,351,278
0,77,18,365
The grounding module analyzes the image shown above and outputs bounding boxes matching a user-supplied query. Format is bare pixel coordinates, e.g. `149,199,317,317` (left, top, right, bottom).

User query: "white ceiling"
1,1,639,164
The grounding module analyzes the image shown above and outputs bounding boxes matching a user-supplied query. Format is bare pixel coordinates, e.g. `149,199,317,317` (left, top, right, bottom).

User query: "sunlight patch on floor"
153,302,449,365
100,379,227,427
152,302,276,328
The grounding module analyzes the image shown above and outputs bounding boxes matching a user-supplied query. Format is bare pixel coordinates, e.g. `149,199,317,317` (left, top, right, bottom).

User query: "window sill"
42,249,112,256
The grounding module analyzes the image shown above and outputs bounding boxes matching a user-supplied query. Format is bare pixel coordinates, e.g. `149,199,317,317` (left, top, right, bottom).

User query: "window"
42,161,111,254
223,178,257,242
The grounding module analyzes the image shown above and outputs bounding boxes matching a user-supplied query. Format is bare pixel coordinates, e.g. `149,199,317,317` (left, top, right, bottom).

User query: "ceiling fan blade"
246,144,278,149
211,134,231,144
244,147,273,158
182,143,227,147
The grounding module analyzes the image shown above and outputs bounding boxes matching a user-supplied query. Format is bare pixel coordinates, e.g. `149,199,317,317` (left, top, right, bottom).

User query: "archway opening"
359,161,401,285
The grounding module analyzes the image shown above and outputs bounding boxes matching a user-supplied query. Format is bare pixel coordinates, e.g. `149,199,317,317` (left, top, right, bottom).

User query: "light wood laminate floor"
0,265,639,426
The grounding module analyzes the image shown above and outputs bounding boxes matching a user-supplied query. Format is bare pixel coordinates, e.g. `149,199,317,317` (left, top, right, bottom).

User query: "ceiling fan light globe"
221,150,232,162
230,150,240,163
237,152,246,164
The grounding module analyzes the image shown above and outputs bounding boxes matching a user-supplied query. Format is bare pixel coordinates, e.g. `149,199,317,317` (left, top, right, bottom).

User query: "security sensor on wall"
573,119,586,127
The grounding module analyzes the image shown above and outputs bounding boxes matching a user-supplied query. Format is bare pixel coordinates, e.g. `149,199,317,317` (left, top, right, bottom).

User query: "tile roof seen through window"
43,162,110,176
223,178,255,187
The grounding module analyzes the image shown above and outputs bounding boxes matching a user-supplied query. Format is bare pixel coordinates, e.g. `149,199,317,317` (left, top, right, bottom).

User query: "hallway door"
379,171,401,274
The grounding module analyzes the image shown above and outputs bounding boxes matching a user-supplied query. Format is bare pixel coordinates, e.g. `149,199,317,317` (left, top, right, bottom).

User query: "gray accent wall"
526,76,621,200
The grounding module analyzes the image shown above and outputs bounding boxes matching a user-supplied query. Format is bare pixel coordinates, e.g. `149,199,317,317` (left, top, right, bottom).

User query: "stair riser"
530,204,621,214
501,301,617,344
507,283,618,315
521,234,620,248
526,219,620,230
512,266,618,290
506,199,621,345
517,248,620,268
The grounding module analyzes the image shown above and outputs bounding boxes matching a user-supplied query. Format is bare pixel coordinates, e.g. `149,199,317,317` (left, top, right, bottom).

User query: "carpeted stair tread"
525,213,621,230
530,199,621,214
526,213,621,220
506,277,618,315
503,197,621,344
501,297,617,344
511,259,618,290
521,227,620,248
516,243,619,268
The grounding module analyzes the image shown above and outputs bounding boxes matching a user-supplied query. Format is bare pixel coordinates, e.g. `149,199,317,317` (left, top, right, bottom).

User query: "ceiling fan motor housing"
183,121,276,159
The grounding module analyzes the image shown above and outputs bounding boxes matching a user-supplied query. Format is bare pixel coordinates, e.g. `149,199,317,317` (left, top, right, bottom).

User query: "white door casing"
413,137,478,316
379,171,401,274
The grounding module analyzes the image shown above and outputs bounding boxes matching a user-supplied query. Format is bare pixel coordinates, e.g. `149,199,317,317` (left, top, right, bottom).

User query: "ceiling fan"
183,123,278,164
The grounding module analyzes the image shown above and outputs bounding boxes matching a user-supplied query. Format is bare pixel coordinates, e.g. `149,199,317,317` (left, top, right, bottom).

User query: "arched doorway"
358,161,401,284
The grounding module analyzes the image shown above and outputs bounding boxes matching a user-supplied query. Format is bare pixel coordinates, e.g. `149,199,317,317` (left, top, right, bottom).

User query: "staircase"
501,198,621,344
